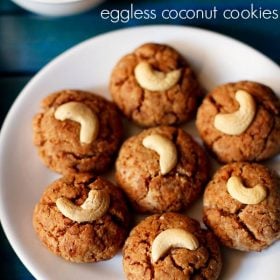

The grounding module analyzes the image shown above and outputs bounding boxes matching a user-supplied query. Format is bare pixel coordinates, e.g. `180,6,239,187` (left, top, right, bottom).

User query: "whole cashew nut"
56,189,110,223
227,176,267,204
142,134,178,175
134,62,181,91
214,90,256,135
54,102,99,144
151,228,199,263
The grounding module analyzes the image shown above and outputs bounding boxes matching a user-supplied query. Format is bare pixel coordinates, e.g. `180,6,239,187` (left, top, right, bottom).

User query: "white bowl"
12,0,104,16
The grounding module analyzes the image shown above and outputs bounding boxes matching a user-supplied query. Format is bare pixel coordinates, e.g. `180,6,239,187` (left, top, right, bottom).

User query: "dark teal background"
0,0,280,279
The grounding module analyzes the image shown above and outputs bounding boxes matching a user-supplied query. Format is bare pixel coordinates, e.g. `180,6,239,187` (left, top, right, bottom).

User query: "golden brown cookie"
115,126,209,213
33,90,123,174
110,43,202,127
123,213,222,280
33,174,130,262
203,162,280,251
196,81,280,163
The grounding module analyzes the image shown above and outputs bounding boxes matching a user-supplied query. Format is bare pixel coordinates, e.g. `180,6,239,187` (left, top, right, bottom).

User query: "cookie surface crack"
256,113,275,160
169,253,185,272
217,208,263,244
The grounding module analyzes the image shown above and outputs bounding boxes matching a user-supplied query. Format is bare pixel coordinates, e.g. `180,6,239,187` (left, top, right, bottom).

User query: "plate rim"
0,24,280,280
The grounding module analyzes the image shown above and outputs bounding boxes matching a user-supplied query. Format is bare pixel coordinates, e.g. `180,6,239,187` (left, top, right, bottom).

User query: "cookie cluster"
32,43,280,280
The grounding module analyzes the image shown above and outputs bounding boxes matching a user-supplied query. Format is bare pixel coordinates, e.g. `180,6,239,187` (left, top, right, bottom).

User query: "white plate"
0,25,279,280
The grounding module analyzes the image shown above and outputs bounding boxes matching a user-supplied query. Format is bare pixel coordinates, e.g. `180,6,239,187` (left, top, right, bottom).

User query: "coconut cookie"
123,213,222,280
196,81,280,163
110,43,202,127
33,174,130,263
203,162,280,251
115,126,209,213
33,90,123,174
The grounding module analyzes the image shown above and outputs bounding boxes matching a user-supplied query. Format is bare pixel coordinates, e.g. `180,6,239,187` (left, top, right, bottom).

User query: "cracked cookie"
33,90,123,175
110,43,203,127
115,126,209,213
123,213,222,280
33,174,130,262
203,162,280,251
196,81,280,163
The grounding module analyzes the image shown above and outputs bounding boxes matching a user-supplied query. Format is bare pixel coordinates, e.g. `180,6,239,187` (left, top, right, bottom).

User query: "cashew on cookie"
56,189,110,223
214,90,256,135
55,102,99,144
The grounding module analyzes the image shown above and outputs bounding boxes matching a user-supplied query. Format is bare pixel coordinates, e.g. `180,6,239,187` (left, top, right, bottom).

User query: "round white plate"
0,25,279,280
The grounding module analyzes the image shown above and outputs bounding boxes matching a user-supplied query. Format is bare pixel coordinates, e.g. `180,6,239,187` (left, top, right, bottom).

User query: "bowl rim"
22,0,92,5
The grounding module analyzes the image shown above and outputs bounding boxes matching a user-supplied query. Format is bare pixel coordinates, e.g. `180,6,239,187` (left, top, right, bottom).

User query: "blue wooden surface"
0,0,280,279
